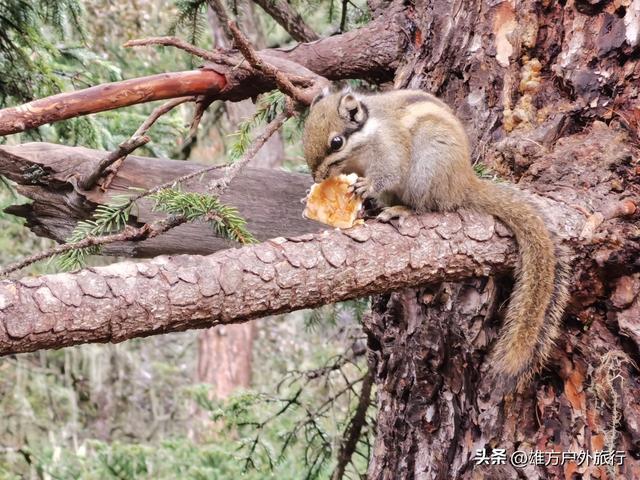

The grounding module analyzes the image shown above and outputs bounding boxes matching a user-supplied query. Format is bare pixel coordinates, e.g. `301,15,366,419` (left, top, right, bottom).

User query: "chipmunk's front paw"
348,176,375,200
377,205,413,224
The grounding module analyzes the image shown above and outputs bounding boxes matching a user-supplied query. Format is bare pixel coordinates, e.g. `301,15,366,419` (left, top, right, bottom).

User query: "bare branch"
207,0,234,41
0,14,405,136
0,209,525,356
123,36,234,64
79,136,151,190
185,94,217,143
331,367,374,480
251,0,320,43
0,70,226,136
79,96,196,190
126,33,322,94
133,96,196,139
99,156,126,192
208,101,294,195
228,21,311,104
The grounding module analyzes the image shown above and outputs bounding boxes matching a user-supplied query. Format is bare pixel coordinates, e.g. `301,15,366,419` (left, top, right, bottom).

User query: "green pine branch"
55,187,255,272
168,0,208,46
55,194,133,271
228,90,287,162
150,188,256,244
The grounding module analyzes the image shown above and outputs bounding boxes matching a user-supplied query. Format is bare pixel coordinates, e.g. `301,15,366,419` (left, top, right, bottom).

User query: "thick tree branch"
0,10,406,136
2,118,637,261
251,0,320,43
1,124,637,364
0,143,323,257
0,210,524,356
0,110,291,276
228,21,313,104
0,71,227,136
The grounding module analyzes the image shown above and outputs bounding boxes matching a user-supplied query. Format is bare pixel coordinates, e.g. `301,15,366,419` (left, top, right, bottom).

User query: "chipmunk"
302,88,569,390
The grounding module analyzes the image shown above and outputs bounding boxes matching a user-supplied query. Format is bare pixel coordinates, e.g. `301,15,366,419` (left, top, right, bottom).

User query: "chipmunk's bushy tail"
469,180,570,390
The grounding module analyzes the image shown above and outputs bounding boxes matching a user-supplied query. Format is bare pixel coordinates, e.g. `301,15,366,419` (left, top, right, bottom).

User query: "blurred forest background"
0,1,373,478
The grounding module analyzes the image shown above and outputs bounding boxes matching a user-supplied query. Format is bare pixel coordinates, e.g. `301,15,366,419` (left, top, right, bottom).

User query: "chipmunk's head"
303,88,370,182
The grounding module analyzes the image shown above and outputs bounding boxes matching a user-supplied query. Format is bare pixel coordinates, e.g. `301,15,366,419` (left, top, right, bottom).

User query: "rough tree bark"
365,1,640,479
0,207,524,355
0,1,639,479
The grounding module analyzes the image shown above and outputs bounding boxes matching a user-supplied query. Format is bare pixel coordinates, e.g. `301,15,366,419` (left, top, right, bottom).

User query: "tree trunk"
0,1,639,477
196,0,279,404
197,323,254,398
366,1,640,479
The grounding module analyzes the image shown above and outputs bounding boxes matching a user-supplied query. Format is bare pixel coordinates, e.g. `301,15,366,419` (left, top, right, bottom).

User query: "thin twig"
188,95,216,139
124,36,235,65
331,367,374,480
0,218,183,276
103,95,202,191
100,96,199,192
125,33,322,100
133,96,195,138
346,0,364,13
80,96,195,190
209,100,294,194
79,136,150,190
174,95,218,162
100,157,127,192
227,21,308,104
135,107,292,203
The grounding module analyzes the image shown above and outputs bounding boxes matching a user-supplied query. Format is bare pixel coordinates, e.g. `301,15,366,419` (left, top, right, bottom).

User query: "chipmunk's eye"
330,136,345,151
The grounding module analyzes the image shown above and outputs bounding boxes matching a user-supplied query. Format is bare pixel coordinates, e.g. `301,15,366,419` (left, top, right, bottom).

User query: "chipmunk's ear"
310,86,331,107
338,93,366,125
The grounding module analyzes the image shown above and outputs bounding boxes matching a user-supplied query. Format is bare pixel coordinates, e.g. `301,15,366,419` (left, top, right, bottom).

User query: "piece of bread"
303,173,363,229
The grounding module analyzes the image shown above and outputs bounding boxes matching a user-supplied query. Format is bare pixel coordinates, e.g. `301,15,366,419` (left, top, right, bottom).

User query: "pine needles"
168,0,209,46
228,90,287,161
56,194,133,271
305,299,370,333
150,189,256,244
0,0,86,103
54,188,255,272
